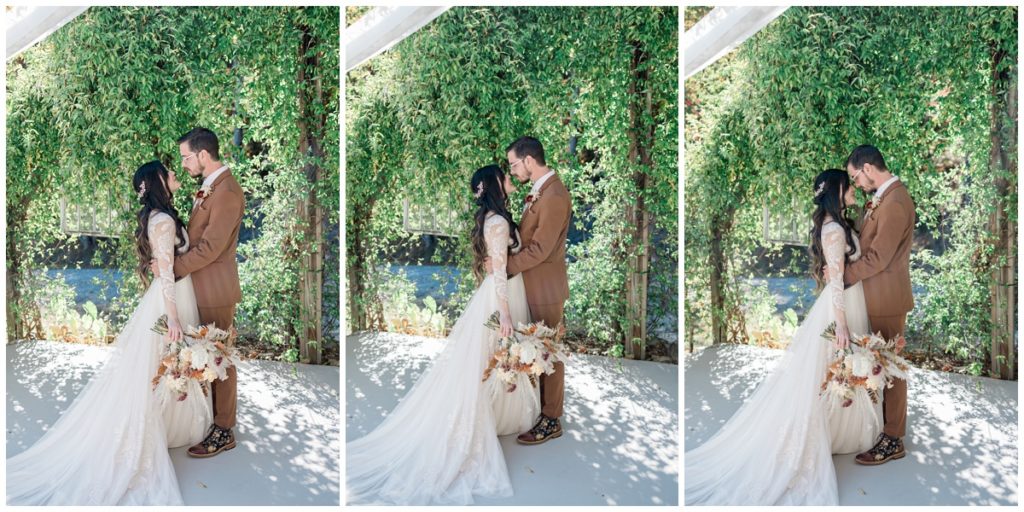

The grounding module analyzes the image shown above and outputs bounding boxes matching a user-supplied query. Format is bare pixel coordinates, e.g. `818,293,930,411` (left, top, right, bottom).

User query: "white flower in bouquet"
530,361,545,376
866,371,886,391
849,350,874,378
519,341,539,364
170,376,188,394
179,346,193,366
189,342,213,371
202,367,218,382
531,323,557,339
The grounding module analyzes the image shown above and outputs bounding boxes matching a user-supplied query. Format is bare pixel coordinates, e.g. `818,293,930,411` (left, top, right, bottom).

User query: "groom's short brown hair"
846,145,887,171
506,136,546,166
177,127,220,161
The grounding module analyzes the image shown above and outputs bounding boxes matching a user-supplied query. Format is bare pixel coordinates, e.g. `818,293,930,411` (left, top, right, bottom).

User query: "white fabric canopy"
684,6,788,80
345,6,449,72
6,6,87,61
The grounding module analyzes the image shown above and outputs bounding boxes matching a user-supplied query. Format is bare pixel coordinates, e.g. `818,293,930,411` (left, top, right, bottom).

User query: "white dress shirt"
202,165,230,189
874,175,900,200
529,170,555,196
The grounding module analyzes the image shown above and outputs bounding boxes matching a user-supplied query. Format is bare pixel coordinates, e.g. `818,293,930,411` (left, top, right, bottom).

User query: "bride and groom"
685,145,915,505
346,136,573,505
7,128,246,505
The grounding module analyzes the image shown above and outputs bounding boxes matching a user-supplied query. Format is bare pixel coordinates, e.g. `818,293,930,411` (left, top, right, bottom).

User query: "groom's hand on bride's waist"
150,259,186,282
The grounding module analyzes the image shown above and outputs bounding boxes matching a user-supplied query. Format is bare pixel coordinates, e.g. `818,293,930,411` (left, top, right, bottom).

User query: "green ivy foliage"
6,6,340,355
685,6,1017,373
347,7,678,349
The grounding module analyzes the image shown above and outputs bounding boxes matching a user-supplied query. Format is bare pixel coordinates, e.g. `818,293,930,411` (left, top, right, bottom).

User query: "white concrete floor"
6,340,340,505
345,331,679,506
684,344,1018,505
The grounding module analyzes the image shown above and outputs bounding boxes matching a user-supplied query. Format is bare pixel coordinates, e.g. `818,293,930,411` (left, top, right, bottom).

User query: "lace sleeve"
149,213,179,324
821,222,847,331
484,214,511,317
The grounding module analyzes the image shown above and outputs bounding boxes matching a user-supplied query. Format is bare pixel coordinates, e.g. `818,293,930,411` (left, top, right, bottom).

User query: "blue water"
385,264,463,302
43,268,126,312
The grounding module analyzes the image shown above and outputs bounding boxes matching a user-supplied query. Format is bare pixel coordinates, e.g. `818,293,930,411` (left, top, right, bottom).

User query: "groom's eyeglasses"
850,167,865,182
508,158,525,170
181,153,197,163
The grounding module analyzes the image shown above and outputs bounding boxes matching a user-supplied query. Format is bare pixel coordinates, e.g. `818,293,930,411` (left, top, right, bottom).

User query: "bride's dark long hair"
133,161,188,289
469,164,520,283
808,169,858,292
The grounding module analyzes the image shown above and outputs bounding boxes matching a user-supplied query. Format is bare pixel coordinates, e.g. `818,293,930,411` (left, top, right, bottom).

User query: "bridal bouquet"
820,322,910,407
481,311,567,393
151,315,237,401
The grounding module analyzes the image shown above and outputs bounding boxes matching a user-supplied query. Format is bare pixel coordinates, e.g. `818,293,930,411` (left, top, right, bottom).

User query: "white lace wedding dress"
7,212,212,505
346,213,538,505
685,221,882,505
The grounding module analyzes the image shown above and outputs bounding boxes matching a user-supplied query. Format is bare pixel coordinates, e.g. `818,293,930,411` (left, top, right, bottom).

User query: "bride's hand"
483,257,493,274
499,310,513,338
834,324,850,351
166,317,183,343
150,259,160,278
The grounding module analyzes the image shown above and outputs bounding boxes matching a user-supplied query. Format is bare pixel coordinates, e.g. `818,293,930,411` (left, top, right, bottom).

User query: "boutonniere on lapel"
193,184,214,209
864,195,882,220
524,191,541,212
194,184,214,206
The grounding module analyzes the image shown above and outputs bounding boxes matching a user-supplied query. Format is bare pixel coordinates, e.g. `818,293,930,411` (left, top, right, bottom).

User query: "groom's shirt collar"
530,170,556,195
874,175,900,200
202,165,230,189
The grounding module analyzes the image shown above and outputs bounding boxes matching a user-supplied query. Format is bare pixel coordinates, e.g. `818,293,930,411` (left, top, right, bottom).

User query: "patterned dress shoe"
855,432,905,465
516,414,562,445
188,424,236,458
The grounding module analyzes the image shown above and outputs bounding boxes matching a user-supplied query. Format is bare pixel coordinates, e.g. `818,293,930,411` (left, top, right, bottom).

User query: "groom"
493,136,573,445
171,127,246,458
843,144,915,465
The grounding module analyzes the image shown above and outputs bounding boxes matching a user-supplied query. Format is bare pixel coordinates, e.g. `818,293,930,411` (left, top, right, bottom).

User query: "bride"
685,169,882,505
7,161,212,505
346,164,539,505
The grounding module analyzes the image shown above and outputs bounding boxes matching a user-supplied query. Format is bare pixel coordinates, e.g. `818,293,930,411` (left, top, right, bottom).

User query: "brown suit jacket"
507,173,572,306
844,180,915,316
174,170,245,308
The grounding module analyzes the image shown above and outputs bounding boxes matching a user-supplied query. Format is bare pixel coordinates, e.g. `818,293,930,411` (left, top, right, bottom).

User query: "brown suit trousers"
871,314,907,438
199,305,238,430
530,303,565,419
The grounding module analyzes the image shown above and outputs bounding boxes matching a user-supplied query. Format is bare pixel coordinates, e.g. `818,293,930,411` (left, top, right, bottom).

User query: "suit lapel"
861,181,904,245
520,175,559,239
192,170,233,213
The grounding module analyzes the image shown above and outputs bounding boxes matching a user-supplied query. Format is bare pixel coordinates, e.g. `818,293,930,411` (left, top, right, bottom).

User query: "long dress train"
685,221,881,505
346,213,538,505
7,212,211,505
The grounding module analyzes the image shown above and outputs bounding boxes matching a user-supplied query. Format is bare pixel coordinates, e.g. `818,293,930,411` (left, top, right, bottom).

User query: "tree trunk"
623,39,654,360
988,45,1017,380
6,197,33,341
709,220,727,345
348,204,371,332
296,21,325,364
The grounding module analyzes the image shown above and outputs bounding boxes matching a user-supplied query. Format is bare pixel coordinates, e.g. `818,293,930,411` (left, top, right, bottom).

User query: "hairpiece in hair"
474,182,485,199
137,182,147,200
814,181,826,198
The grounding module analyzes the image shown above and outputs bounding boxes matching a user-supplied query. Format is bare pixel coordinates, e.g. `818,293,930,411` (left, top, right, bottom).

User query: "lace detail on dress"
484,214,511,316
149,213,179,325
821,222,847,329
